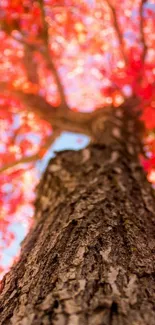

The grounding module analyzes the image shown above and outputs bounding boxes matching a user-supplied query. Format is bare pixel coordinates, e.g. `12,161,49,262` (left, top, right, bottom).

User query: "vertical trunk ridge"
0,107,155,325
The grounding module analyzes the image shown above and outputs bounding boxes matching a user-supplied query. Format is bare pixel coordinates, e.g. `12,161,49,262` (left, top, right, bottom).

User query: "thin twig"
139,0,148,63
23,44,39,84
38,0,68,109
106,0,127,65
0,131,61,174
0,154,41,174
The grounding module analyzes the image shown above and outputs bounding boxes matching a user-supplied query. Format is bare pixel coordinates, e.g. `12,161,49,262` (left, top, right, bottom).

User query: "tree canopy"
0,0,155,278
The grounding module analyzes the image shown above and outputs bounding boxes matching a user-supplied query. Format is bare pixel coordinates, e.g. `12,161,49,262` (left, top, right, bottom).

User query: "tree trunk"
0,106,155,325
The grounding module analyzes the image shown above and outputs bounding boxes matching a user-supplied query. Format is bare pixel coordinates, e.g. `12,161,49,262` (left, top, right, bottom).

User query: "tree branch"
1,3,68,110
1,82,138,141
139,0,148,63
1,81,139,143
105,0,127,65
1,20,40,87
23,44,39,84
0,82,93,135
0,154,40,174
0,130,61,174
38,0,68,109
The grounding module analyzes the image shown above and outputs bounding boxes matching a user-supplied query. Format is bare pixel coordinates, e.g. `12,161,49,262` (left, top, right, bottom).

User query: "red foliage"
141,106,155,129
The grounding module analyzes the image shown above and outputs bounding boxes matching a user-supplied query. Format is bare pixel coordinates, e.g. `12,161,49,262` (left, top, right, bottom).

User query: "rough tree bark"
0,105,155,325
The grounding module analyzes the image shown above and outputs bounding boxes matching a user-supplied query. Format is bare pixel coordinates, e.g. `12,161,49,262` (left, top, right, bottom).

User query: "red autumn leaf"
141,107,155,129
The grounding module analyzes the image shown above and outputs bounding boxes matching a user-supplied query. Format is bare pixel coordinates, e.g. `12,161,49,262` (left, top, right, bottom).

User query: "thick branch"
0,82,139,139
0,82,92,135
